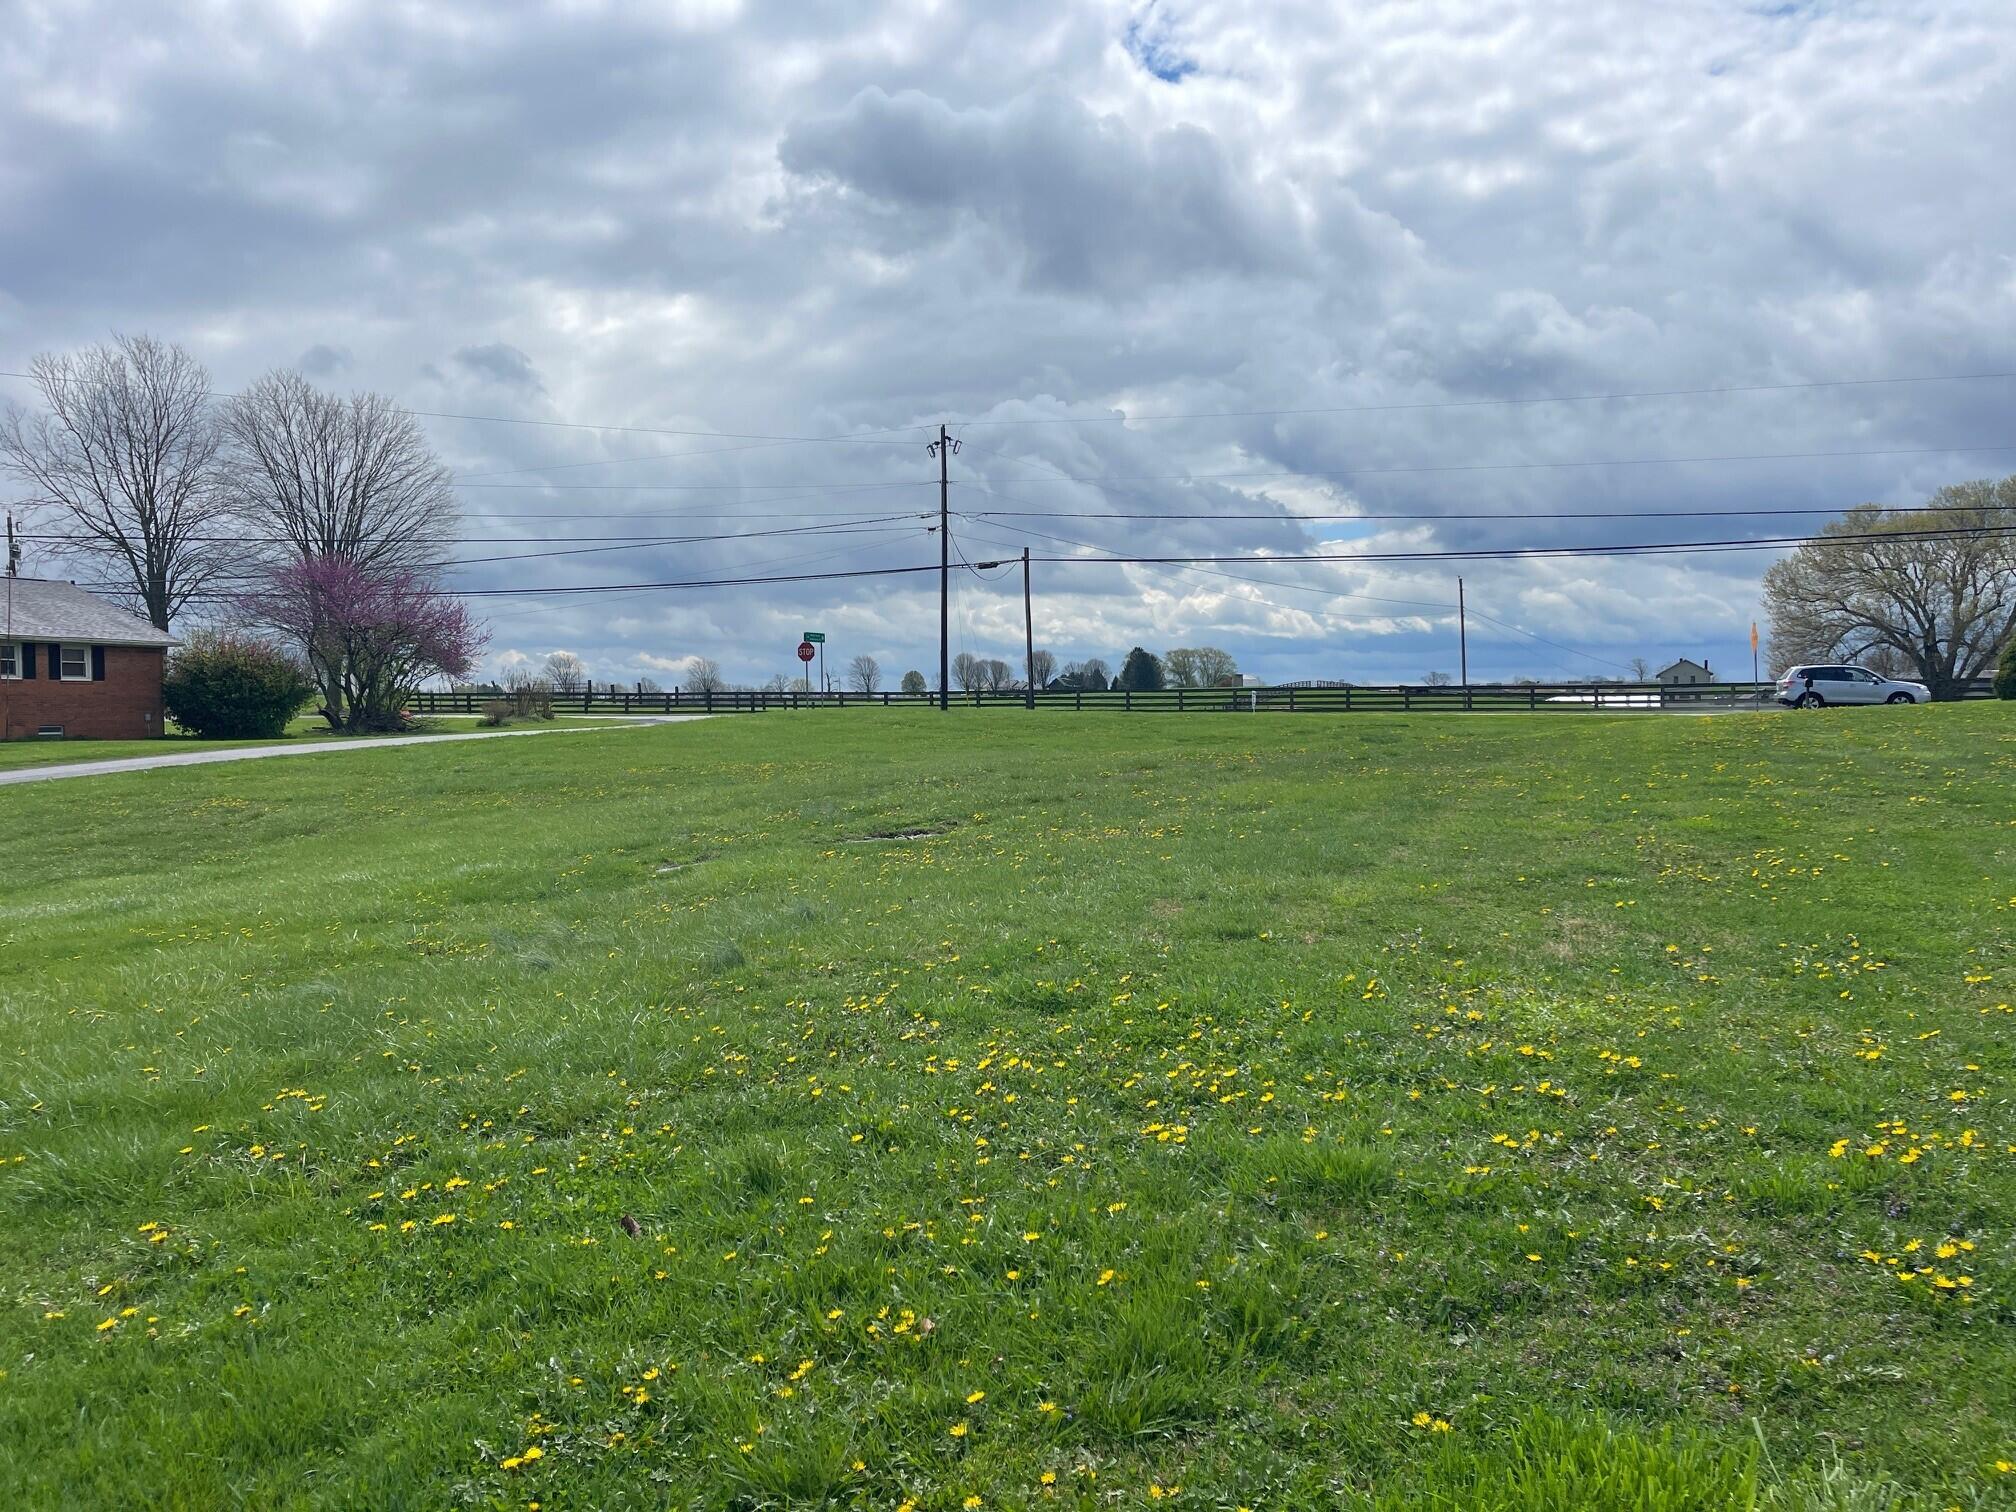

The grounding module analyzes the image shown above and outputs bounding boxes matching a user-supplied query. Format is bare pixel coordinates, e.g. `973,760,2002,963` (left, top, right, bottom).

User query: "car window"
1810,668,1845,681
1845,669,1876,682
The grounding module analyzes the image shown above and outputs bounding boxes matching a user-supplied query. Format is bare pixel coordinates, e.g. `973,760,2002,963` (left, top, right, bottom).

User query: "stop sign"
797,641,815,663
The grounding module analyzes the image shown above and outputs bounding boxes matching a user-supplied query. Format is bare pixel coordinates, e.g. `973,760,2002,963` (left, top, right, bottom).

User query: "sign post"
803,631,825,694
1750,620,1760,702
797,640,815,694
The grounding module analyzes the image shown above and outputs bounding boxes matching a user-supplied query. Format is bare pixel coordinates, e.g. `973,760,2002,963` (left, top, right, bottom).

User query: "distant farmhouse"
1,577,175,740
1655,657,1714,686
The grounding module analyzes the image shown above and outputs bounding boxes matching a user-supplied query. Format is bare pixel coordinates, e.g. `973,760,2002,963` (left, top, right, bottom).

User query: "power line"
953,443,2016,487
18,515,932,549
84,560,954,602
947,369,2016,428
1012,521,2016,567
959,515,1684,677
451,478,923,493
950,488,2016,523
960,521,1445,634
961,515,1454,611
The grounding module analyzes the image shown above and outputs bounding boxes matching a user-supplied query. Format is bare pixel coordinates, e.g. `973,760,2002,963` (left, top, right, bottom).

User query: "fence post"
1288,688,1297,712
1403,686,1412,711
705,687,713,713
1125,689,1132,712
1177,687,1185,713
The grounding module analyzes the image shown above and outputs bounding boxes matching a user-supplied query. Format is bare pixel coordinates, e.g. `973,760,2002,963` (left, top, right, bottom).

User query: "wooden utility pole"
1458,576,1468,688
929,425,958,711
1022,546,1035,710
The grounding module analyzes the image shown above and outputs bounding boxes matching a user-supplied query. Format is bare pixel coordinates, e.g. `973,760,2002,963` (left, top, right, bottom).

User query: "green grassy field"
0,713,621,771
1,706,2011,1510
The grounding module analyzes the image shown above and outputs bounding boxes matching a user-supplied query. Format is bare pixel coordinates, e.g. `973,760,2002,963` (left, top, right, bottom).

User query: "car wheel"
1886,691,1915,704
1796,692,1825,708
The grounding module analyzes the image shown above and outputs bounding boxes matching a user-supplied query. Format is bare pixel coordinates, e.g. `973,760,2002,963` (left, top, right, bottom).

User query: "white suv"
1776,664,1930,707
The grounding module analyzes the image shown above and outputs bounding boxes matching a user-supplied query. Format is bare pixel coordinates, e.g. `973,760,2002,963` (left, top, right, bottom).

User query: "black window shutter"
92,646,107,681
19,642,34,680
47,644,61,678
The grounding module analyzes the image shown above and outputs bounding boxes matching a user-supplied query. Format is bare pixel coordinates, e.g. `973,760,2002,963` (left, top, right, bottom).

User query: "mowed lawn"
1,707,2011,1511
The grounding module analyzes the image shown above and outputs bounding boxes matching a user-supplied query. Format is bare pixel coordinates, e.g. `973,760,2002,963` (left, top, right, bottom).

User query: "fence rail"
409,678,1998,717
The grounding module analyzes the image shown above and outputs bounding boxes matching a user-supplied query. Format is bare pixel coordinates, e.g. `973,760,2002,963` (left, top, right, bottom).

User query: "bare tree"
1422,670,1453,687
847,653,881,693
543,651,588,693
1164,647,1238,688
952,651,985,691
636,677,664,695
1628,656,1652,681
1764,485,2016,699
686,656,727,693
1028,648,1056,688
0,335,228,629
224,370,455,571
982,657,1015,691
762,672,795,693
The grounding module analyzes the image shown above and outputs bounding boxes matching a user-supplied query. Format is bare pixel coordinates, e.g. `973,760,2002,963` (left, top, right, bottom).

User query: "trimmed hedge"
163,630,316,739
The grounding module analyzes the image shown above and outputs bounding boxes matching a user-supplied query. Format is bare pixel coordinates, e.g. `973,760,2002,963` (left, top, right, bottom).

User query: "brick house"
1,577,176,741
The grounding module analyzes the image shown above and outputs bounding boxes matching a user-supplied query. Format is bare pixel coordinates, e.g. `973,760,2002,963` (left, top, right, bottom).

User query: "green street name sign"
802,631,825,643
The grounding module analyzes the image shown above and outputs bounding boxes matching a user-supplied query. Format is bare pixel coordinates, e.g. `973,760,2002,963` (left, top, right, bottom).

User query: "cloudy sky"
4,0,2014,686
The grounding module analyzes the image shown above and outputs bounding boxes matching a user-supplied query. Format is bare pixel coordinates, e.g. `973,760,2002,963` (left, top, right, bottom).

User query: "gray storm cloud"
2,0,2012,686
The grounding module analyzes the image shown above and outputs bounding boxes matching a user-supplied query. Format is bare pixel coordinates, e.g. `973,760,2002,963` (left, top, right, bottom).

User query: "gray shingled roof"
0,577,177,647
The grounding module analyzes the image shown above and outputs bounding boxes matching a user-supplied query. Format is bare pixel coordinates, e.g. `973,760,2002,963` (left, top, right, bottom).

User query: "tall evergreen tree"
1117,646,1165,691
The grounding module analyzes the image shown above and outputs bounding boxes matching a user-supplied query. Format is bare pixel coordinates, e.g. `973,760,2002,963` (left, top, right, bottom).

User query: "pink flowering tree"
245,556,486,731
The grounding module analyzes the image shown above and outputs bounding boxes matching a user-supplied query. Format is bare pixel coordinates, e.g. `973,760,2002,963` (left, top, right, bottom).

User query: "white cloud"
4,0,2013,684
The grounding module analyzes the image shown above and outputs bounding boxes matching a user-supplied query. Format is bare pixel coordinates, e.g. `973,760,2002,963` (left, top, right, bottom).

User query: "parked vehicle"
1776,665,1930,707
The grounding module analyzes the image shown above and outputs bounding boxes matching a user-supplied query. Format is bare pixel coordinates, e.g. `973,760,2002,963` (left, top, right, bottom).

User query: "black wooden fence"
408,678,1997,716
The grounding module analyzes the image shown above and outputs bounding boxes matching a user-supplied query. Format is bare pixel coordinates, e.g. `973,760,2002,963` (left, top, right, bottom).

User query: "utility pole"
1457,576,1469,688
928,424,959,711
1022,547,1035,710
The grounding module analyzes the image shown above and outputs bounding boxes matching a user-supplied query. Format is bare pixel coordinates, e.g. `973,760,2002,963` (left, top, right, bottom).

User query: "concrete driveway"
0,716,709,787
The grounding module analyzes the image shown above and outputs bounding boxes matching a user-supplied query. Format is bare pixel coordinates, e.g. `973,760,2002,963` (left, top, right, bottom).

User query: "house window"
59,644,91,681
0,642,18,679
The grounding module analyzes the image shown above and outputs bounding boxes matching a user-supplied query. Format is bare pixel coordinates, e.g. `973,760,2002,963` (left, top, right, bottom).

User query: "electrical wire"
952,443,2016,487
949,486,2016,524
946,370,2016,428
1007,521,2016,567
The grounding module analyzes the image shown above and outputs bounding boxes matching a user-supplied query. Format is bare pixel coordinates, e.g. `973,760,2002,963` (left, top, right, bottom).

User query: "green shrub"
478,699,512,727
162,630,315,739
1995,636,2016,699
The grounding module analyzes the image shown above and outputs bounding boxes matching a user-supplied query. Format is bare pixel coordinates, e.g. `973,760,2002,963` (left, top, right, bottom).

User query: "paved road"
0,717,709,787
